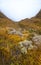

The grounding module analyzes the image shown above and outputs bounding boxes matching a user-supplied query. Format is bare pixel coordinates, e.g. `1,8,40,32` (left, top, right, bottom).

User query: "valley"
0,10,41,65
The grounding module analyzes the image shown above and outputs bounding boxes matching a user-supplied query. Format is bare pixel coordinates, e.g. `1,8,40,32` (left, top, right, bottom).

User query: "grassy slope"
0,10,41,65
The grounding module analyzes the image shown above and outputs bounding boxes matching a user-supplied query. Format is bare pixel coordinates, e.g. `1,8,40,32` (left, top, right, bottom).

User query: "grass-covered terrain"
0,10,41,65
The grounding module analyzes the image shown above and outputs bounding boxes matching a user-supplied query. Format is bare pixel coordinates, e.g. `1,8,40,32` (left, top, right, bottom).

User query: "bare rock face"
32,35,41,45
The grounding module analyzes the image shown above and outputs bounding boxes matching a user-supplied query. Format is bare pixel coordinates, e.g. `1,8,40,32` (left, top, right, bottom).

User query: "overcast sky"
0,0,41,21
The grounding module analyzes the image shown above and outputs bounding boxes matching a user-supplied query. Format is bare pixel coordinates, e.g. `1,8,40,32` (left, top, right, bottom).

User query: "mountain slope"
0,10,41,65
35,10,41,19
0,12,20,29
0,12,7,18
0,10,41,32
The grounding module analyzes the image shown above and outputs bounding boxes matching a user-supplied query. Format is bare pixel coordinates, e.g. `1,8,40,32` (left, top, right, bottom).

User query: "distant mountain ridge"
0,10,41,20
0,12,19,29
0,10,41,30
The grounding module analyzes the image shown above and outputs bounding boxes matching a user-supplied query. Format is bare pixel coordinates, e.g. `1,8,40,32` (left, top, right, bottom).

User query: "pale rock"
32,35,41,45
21,47,27,54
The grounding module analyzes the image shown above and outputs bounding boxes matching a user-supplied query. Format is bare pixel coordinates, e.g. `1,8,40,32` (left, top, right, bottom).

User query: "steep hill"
18,10,41,32
0,12,19,29
0,12,7,18
35,10,41,19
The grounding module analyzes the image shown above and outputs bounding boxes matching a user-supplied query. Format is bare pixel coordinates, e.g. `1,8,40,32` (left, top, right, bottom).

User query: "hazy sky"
0,0,41,21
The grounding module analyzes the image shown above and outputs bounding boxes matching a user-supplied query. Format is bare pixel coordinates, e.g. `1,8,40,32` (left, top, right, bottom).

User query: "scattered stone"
28,44,34,50
19,40,32,48
32,35,41,45
21,47,27,54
